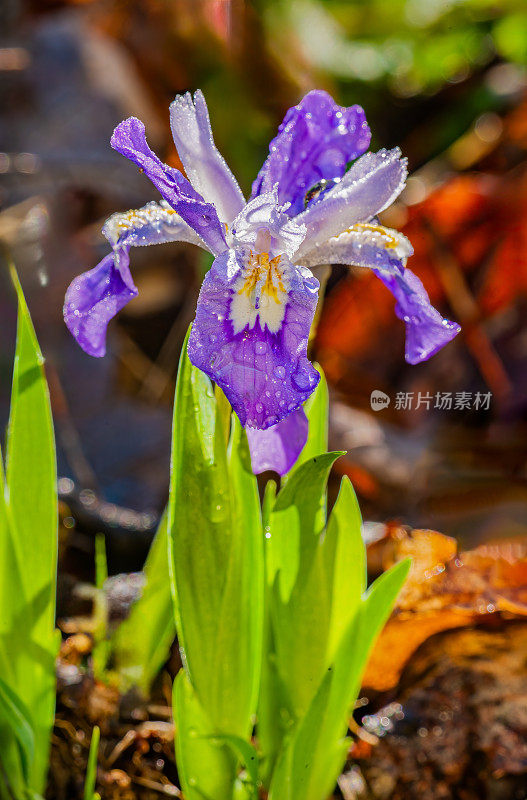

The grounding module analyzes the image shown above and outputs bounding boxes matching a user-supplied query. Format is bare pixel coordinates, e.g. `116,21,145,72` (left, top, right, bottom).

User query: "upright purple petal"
111,117,227,255
375,267,461,364
170,90,245,223
188,249,320,428
231,189,306,259
295,148,407,258
246,408,308,475
64,251,137,357
252,90,371,216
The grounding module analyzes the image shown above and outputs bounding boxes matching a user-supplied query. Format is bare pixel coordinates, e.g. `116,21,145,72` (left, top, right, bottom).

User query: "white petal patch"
229,250,291,334
231,188,306,259
300,222,413,268
170,90,245,224
102,200,208,250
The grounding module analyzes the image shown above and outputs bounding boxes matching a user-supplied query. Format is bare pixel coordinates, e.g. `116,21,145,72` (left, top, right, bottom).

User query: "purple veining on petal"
111,117,227,255
375,267,461,364
246,408,308,475
252,90,371,216
188,249,320,428
63,251,137,357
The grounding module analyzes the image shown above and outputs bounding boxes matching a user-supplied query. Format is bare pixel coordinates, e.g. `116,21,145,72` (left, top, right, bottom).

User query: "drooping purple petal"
252,90,370,216
170,90,245,223
111,117,227,255
300,222,413,271
375,267,461,364
64,251,137,357
188,249,320,429
295,148,407,258
246,408,308,475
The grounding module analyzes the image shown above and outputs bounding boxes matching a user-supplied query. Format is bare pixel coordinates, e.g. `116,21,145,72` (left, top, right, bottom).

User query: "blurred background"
1,0,527,573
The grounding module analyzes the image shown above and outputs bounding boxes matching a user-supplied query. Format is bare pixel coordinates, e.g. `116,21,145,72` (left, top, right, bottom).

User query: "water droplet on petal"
292,366,312,391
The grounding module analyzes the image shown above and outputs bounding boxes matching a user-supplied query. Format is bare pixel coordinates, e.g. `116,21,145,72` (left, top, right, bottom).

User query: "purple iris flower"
64,89,460,475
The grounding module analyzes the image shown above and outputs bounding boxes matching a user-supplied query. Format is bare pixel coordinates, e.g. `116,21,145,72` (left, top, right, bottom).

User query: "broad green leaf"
256,633,293,790
269,558,411,800
205,734,260,797
265,453,343,717
266,452,343,598
258,480,285,789
268,672,337,800
0,269,58,794
112,513,176,695
173,671,236,800
323,477,366,658
0,677,35,796
225,417,264,720
84,726,100,800
168,335,263,738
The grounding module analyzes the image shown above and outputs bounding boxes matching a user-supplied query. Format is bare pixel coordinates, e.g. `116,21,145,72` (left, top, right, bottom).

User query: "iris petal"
188,249,320,428
375,267,461,364
64,251,137,357
295,148,407,258
301,222,413,271
246,408,308,475
231,189,306,259
64,201,210,358
252,90,371,216
111,117,227,255
170,90,245,223
103,200,210,252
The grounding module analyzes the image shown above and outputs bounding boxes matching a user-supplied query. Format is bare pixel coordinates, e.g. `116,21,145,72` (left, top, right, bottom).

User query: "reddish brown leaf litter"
350,526,527,800
364,526,527,691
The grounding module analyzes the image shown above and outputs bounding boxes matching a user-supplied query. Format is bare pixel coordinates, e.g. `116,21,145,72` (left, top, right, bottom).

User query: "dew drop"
292,367,312,390
274,365,285,379
255,341,267,354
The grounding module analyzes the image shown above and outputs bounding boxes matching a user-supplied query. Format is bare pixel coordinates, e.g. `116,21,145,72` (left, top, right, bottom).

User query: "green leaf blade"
112,513,176,696
168,335,263,738
173,671,236,800
0,270,58,794
84,726,100,800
